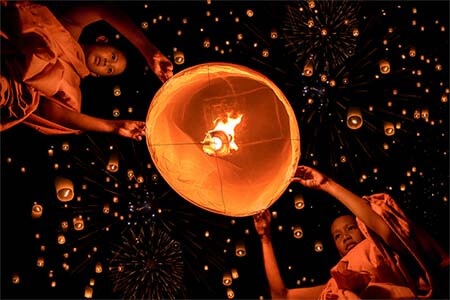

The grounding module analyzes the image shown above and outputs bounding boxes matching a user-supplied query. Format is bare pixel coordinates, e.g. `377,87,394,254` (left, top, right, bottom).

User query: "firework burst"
108,224,184,299
283,0,360,74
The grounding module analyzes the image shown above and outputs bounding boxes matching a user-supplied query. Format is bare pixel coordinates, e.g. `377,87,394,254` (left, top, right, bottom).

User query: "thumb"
118,127,132,139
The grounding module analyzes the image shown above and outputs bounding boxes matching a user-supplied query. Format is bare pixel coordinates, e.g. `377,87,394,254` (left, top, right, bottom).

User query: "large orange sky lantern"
146,63,300,217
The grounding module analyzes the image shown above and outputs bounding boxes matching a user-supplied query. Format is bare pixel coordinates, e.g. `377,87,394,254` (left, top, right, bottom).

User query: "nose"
343,234,352,243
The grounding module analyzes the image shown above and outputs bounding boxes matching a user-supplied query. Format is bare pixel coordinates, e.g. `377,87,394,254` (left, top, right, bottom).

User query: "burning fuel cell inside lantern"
201,113,243,157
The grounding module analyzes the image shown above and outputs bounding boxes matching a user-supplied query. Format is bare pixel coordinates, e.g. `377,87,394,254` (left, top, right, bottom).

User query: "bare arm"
293,166,404,251
254,210,325,299
38,99,145,140
57,4,173,82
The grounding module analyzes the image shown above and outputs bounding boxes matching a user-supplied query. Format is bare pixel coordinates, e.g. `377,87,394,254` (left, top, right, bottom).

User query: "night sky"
1,1,449,299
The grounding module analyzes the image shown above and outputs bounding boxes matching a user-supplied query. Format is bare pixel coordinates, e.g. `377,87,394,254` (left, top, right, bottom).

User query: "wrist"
106,119,120,134
260,234,271,244
321,177,335,193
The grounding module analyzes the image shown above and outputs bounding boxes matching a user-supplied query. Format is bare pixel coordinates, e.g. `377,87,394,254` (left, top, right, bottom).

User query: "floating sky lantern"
146,63,300,217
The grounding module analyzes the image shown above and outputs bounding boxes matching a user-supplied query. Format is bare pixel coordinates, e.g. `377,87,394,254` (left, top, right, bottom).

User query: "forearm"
260,237,288,299
38,100,114,133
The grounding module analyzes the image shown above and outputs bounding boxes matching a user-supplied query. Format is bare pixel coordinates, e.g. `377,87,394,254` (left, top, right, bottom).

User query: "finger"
137,122,146,130
296,178,308,186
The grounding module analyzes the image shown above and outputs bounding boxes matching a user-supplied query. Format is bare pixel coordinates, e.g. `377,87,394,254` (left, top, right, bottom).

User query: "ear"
95,35,109,44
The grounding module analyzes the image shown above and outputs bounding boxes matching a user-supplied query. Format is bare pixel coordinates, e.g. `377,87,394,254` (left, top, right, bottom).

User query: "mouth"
345,242,357,251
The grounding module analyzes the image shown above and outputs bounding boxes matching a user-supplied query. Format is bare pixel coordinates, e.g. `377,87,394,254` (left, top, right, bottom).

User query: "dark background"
1,1,449,299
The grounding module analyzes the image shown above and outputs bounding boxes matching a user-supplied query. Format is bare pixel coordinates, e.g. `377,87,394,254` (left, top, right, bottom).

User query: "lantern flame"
202,113,243,156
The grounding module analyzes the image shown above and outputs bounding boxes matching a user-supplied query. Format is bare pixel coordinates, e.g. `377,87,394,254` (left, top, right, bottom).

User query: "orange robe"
1,2,90,134
319,193,443,299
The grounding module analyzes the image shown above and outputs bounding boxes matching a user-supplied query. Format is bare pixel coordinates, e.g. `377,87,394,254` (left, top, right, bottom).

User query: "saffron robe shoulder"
319,193,435,299
1,2,90,134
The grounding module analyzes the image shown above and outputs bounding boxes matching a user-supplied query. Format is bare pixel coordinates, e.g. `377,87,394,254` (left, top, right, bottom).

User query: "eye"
334,233,341,240
112,53,116,61
348,225,356,230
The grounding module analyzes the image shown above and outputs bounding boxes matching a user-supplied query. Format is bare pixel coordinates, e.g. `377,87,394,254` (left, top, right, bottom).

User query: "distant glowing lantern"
314,240,324,252
61,142,70,151
441,95,448,103
32,203,43,219
293,225,303,239
95,262,102,273
55,177,74,202
294,194,305,209
61,221,69,231
227,288,235,299
146,63,300,217
379,60,390,74
222,271,232,286
303,60,314,77
308,0,315,9
346,107,363,130
235,240,246,257
203,38,211,48
409,47,416,57
421,108,429,119
12,273,20,284
106,153,119,172
112,108,120,117
320,28,328,36
37,257,44,267
113,86,121,97
85,286,93,299
103,203,110,214
320,74,327,82
57,234,66,245
231,268,239,279
307,18,314,28
246,9,254,17
73,216,84,231
174,51,185,65
414,109,421,119
384,122,395,136
270,29,278,39
352,28,359,37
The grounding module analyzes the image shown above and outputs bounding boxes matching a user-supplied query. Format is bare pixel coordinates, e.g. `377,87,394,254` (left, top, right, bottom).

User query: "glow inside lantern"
146,63,300,217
